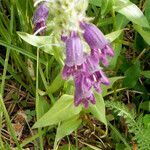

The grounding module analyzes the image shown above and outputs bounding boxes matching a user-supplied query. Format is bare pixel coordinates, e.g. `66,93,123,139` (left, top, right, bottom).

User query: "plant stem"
36,48,44,150
75,130,78,150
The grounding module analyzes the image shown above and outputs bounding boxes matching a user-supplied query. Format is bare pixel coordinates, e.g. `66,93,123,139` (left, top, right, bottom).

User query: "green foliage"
0,0,150,149
33,95,82,128
123,61,141,88
55,116,82,142
139,101,150,111
88,94,107,127
144,0,150,23
134,25,150,45
106,101,150,150
114,1,149,28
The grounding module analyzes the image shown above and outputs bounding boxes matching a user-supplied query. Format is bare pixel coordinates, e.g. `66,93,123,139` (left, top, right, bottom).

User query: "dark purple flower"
33,3,49,35
62,31,85,80
74,72,96,108
61,33,68,42
80,21,114,66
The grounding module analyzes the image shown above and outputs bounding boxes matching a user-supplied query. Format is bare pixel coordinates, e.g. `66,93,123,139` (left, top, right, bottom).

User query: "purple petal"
62,63,86,80
74,73,95,108
85,55,99,74
61,33,68,42
87,94,96,104
65,31,84,67
93,82,102,93
99,53,109,66
99,70,110,86
102,45,114,57
33,3,49,24
33,3,49,34
34,21,46,35
62,65,74,80
80,22,108,50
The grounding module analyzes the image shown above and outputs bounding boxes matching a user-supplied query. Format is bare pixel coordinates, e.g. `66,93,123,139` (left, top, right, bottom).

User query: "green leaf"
89,0,102,7
114,1,150,28
33,95,82,128
144,0,150,23
101,0,113,16
38,96,50,118
139,101,150,111
109,14,129,69
102,76,124,96
143,114,150,128
0,39,46,65
105,30,123,42
123,61,141,88
47,72,64,94
58,145,76,150
18,32,61,54
141,71,150,79
18,32,53,47
134,25,150,45
88,94,107,126
115,14,129,30
55,116,82,142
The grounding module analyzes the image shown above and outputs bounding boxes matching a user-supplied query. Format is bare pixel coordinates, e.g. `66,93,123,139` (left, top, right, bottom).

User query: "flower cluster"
61,22,114,108
32,0,114,108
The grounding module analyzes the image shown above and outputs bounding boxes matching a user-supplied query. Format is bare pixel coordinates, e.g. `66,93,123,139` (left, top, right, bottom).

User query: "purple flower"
74,72,96,108
80,21,114,66
61,33,68,42
91,49,109,66
85,56,110,93
62,31,85,80
33,3,49,35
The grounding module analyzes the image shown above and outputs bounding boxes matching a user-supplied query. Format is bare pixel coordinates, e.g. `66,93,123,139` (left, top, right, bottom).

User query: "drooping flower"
33,3,49,35
80,21,114,66
62,31,85,80
74,72,96,108
85,55,110,93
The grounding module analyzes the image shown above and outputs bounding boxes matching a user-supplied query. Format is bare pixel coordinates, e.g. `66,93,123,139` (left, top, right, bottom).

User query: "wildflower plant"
11,0,150,149
31,0,114,108
17,0,115,142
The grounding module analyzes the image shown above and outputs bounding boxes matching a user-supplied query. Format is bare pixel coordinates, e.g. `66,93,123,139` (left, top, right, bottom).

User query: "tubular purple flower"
85,56,110,92
62,31,85,80
80,21,114,65
33,3,49,35
74,72,96,108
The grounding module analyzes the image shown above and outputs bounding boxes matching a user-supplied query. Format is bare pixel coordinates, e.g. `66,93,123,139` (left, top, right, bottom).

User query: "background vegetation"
0,0,150,149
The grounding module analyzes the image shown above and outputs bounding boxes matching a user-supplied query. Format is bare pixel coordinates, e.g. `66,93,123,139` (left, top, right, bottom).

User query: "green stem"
134,48,148,63
112,0,116,30
0,48,10,149
36,48,44,150
75,130,78,150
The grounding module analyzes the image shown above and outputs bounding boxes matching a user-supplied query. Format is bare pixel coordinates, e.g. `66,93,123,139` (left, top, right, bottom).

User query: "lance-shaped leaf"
55,116,82,142
88,94,107,127
33,95,82,128
114,1,149,28
105,30,123,42
17,32,62,54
